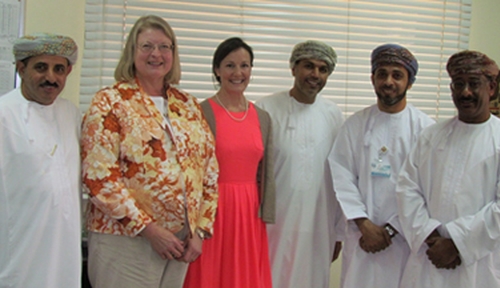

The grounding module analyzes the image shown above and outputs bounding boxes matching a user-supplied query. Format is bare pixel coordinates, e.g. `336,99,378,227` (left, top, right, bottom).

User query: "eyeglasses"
450,79,485,92
138,43,174,53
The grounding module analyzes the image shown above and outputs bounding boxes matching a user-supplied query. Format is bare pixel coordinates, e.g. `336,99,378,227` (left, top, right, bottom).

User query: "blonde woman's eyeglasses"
138,43,174,53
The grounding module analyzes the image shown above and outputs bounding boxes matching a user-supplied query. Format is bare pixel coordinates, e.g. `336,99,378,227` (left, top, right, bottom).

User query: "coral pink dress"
183,99,272,288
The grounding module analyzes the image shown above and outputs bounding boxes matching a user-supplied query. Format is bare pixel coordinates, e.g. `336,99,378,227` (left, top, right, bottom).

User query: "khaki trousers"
88,228,188,288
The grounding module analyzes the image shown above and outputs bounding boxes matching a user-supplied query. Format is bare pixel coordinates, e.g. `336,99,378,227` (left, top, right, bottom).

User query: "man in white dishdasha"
396,50,500,287
256,40,344,288
0,33,81,288
329,44,434,288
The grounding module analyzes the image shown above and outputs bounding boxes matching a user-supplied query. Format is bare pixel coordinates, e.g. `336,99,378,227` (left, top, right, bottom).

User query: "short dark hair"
212,37,253,83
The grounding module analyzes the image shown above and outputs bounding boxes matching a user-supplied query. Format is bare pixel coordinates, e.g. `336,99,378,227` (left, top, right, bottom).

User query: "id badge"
371,161,391,177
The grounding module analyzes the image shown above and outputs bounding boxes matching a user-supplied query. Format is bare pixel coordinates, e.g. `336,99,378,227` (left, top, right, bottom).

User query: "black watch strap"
384,224,396,238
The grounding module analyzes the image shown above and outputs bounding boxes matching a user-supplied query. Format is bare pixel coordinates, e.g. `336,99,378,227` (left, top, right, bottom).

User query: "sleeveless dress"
183,99,272,288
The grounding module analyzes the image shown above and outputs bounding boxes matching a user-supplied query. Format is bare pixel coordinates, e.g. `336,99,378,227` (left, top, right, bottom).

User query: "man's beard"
376,88,407,107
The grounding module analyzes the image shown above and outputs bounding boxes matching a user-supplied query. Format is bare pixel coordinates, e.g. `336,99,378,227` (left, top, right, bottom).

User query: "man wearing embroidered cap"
396,50,500,287
0,33,81,288
11,33,78,105
329,43,434,288
255,40,344,288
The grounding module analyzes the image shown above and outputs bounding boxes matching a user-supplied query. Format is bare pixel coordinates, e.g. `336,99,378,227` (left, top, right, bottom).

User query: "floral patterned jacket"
81,80,219,237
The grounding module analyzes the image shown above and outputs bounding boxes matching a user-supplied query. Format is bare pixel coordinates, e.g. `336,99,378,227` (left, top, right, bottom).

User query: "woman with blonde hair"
81,15,219,288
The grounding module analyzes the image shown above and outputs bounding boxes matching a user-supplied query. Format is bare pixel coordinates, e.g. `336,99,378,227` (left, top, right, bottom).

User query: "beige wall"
469,0,500,64
24,0,85,106
21,1,499,287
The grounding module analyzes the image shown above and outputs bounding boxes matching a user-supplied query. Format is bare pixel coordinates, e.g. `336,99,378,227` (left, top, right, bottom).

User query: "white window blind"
80,0,471,120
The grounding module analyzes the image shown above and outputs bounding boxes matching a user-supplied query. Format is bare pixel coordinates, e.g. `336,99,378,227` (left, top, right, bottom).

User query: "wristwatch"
195,227,208,240
384,224,397,238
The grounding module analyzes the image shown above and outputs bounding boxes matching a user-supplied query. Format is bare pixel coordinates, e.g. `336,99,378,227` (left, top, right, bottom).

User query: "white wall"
22,1,500,287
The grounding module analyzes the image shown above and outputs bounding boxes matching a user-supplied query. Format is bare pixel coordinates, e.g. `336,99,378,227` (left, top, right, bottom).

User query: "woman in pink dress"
183,37,275,288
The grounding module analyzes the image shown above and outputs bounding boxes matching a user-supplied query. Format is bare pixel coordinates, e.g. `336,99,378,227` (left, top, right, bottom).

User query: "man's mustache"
457,95,476,102
40,81,59,88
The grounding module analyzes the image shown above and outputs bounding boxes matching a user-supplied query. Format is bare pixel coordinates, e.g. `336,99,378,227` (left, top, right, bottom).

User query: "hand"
180,232,203,263
140,222,185,260
425,236,461,269
355,218,391,253
332,241,342,262
425,229,441,245
446,255,462,269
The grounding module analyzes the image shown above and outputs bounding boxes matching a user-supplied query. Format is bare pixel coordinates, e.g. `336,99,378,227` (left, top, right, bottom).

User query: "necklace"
215,93,249,122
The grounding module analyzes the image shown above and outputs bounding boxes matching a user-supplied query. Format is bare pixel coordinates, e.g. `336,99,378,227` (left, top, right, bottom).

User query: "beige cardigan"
201,99,276,224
